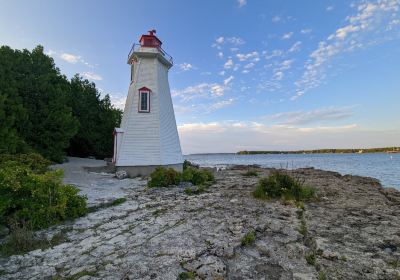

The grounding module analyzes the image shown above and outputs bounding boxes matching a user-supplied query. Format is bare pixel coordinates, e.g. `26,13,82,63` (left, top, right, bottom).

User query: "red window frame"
138,87,151,113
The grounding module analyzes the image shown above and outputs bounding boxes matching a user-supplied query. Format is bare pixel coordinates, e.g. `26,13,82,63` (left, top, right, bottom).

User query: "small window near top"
131,64,135,82
138,90,150,112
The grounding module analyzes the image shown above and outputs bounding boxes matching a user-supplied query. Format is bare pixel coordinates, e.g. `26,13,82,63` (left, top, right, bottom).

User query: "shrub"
0,219,68,256
241,231,256,246
178,271,195,280
0,153,51,173
252,171,315,201
243,170,258,177
148,167,181,188
0,153,87,230
148,166,214,188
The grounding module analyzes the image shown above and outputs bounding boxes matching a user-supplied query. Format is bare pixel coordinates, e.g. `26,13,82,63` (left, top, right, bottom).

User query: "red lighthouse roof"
139,29,162,48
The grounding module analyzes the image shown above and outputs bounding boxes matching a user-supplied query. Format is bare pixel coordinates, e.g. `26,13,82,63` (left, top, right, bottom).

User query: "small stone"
115,170,128,179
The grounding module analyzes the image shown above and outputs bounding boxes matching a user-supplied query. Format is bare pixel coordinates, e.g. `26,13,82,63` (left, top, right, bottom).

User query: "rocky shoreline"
0,158,399,279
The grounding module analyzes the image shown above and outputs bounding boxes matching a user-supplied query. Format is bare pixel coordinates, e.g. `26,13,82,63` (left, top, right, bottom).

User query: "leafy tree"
0,45,122,161
67,75,122,158
0,45,78,162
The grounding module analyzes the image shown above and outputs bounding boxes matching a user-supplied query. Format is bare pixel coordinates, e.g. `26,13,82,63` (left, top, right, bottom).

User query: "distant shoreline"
237,147,400,155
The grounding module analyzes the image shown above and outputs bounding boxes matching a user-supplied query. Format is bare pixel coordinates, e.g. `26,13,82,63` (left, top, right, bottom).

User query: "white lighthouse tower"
113,30,183,177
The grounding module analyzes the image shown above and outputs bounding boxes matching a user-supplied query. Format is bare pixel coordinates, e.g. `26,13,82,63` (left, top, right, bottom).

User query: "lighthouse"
113,30,183,177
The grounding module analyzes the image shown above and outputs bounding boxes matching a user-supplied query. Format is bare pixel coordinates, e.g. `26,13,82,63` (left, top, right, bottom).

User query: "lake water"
184,153,400,189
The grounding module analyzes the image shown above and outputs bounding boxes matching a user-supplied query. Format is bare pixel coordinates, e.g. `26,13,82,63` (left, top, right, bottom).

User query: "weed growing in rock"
243,170,258,177
252,170,315,202
0,220,68,256
178,271,195,280
111,197,127,206
184,185,207,196
318,271,327,280
305,252,316,266
241,231,256,246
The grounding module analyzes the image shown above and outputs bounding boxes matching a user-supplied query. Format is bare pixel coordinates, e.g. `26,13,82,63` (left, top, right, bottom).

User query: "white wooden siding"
115,50,182,166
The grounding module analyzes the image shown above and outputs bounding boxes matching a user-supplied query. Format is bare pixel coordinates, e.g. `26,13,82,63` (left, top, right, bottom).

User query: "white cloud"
230,47,239,52
301,28,312,34
60,53,81,64
218,52,224,58
47,49,94,68
109,95,126,110
238,0,247,7
219,70,226,76
224,58,234,69
326,5,334,11
177,120,399,154
289,41,302,52
244,62,255,69
82,72,103,81
268,106,355,125
236,51,259,61
210,98,235,110
179,62,195,71
294,0,400,100
272,15,281,22
264,49,283,60
223,75,234,85
282,32,293,40
273,71,284,80
226,37,245,45
172,79,232,101
216,37,225,44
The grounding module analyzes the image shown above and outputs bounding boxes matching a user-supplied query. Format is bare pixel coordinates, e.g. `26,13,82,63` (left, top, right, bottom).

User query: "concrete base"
116,163,183,177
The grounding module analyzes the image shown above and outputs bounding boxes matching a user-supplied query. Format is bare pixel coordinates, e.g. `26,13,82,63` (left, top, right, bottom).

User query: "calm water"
184,153,400,189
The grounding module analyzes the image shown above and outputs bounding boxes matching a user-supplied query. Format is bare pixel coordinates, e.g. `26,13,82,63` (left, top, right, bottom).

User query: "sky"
1,0,400,154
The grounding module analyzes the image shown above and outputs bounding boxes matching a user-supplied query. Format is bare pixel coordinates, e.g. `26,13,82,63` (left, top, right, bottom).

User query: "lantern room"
139,29,162,48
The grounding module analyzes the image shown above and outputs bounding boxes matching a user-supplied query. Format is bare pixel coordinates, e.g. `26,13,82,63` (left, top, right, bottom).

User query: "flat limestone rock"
1,158,399,279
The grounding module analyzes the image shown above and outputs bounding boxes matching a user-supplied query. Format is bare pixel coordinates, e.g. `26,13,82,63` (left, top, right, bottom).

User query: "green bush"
241,231,256,246
243,170,258,177
148,166,214,188
148,167,181,188
252,171,315,201
0,153,87,230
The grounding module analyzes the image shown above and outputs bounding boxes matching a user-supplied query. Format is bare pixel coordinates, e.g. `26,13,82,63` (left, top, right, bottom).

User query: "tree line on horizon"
0,45,122,162
237,147,400,155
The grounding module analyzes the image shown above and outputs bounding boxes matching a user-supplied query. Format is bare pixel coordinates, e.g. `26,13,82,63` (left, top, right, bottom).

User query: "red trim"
138,86,152,92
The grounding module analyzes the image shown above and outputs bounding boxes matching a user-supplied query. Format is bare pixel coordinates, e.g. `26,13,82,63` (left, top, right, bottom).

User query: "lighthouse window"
139,91,150,112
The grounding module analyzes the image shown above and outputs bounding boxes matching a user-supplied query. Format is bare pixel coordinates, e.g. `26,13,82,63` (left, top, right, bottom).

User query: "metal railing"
127,43,173,64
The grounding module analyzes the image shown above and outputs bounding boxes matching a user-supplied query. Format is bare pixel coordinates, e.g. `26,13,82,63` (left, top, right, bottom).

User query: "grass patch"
148,166,214,188
318,271,327,280
241,231,256,246
0,222,68,256
184,185,207,196
243,170,258,177
110,197,127,206
252,170,315,202
88,197,128,212
178,271,195,280
305,252,316,266
53,270,96,280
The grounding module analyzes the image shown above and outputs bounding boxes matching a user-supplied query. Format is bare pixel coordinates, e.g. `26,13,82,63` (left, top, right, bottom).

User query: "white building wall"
157,62,183,165
115,50,182,167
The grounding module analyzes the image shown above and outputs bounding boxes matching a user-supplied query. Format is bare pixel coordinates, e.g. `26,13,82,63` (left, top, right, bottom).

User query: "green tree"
67,75,122,159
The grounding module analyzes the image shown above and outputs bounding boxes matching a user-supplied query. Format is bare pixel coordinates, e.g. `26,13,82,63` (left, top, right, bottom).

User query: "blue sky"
1,0,400,154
